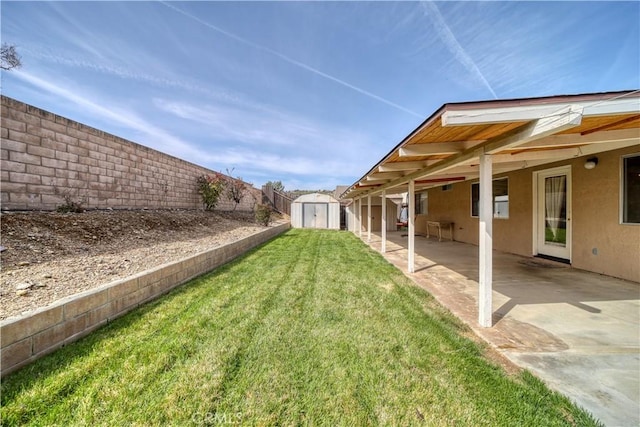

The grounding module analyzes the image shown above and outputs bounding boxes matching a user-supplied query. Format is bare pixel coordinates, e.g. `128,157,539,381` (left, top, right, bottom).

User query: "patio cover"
342,90,640,326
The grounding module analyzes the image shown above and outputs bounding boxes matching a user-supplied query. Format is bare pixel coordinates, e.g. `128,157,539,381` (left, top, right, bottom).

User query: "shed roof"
293,193,340,204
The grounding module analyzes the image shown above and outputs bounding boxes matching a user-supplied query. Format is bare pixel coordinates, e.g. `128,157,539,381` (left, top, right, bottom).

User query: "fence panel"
262,184,292,215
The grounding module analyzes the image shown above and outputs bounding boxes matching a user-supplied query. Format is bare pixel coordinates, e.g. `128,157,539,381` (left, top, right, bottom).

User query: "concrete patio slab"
362,231,640,427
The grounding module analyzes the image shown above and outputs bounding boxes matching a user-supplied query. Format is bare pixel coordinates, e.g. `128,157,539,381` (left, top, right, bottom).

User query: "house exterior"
341,90,640,327
346,195,399,232
418,147,639,281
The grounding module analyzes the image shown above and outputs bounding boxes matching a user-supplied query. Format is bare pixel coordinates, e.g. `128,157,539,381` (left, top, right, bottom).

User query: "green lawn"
1,229,600,426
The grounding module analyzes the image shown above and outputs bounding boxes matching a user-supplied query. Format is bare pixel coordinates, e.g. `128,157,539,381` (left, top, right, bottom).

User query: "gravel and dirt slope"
0,210,272,320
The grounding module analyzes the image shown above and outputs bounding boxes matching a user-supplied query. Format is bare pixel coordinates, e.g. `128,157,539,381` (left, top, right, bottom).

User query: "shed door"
303,203,328,228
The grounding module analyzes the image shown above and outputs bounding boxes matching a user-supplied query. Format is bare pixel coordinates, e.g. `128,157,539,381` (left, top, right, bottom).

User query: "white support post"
381,190,387,253
408,179,415,273
479,152,493,327
353,199,358,235
367,194,372,242
351,200,356,234
357,198,362,238
350,204,355,233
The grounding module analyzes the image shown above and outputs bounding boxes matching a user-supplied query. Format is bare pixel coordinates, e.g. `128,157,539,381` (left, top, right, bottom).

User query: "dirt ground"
0,209,272,320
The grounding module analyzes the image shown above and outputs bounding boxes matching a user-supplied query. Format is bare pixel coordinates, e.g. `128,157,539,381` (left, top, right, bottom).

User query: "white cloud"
22,45,244,105
420,1,497,99
154,98,378,181
160,1,423,118
11,70,216,164
154,99,369,151
10,70,370,188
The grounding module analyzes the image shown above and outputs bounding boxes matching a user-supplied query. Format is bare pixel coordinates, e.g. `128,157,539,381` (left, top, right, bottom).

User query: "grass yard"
545,226,567,245
1,229,601,426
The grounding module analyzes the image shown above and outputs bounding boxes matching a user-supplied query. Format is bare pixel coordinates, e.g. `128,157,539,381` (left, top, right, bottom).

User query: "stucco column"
381,190,387,253
479,152,493,327
408,179,415,273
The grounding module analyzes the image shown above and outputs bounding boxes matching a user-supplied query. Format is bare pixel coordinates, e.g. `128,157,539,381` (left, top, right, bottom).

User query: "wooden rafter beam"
581,114,640,135
415,176,466,185
510,128,640,151
468,139,640,170
398,141,480,157
484,105,583,154
355,105,584,197
378,161,431,172
477,147,583,164
366,172,404,181
355,182,381,188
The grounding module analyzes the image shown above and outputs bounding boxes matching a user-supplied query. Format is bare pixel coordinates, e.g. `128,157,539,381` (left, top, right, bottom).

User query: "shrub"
254,204,272,226
197,173,226,211
56,195,84,213
225,169,249,211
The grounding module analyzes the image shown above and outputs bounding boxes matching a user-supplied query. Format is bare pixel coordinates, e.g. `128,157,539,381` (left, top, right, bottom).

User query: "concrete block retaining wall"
1,95,260,211
0,222,290,377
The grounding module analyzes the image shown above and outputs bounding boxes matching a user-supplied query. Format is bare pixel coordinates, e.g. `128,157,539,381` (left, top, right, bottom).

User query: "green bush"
197,173,226,211
254,204,272,226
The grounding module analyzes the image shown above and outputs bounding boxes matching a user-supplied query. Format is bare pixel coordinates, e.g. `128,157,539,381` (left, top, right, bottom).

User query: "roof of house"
342,90,640,199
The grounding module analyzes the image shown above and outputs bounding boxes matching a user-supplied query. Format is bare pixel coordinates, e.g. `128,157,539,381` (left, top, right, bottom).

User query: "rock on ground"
0,209,271,320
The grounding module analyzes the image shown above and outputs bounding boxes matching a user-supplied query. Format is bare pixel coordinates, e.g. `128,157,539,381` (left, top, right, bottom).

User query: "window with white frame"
471,178,509,219
622,154,640,224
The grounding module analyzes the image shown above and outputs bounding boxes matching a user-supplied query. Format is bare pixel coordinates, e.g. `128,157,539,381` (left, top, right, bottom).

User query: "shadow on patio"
362,230,640,427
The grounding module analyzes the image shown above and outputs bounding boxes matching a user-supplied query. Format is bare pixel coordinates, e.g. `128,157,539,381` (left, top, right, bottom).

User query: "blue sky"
2,1,639,191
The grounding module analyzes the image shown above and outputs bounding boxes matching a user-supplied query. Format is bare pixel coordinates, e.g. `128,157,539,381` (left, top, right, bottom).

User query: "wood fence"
262,184,292,216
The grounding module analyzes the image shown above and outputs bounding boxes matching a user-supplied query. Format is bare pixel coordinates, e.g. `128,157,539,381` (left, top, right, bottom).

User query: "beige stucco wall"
570,146,640,281
359,197,398,231
423,145,640,283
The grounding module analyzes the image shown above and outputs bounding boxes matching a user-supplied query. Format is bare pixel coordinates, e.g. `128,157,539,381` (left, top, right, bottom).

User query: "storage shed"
291,193,340,229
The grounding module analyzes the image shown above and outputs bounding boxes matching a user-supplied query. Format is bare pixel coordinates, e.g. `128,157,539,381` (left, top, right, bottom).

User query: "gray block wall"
1,96,260,211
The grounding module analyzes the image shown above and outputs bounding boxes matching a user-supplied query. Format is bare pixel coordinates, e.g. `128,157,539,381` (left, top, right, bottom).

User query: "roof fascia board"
442,97,638,126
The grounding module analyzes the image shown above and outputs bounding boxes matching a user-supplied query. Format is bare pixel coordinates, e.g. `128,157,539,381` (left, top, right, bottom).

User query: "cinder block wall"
1,96,260,211
0,223,291,377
